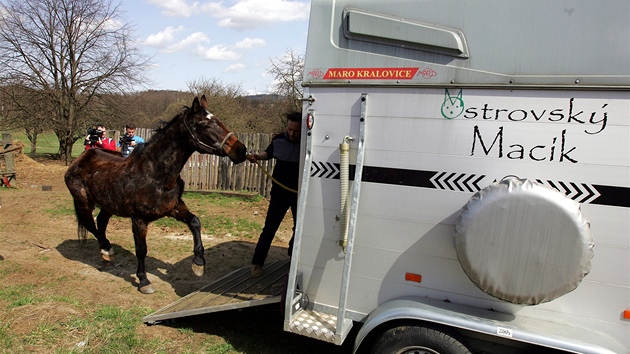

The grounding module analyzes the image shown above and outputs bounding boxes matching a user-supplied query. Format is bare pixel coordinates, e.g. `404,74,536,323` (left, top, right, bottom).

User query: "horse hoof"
139,285,156,294
100,247,115,261
192,263,205,277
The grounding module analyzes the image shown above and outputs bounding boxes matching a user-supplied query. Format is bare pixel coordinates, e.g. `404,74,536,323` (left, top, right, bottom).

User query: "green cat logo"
441,89,464,119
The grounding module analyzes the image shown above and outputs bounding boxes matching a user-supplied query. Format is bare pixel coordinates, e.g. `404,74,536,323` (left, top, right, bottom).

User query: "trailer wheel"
372,325,471,354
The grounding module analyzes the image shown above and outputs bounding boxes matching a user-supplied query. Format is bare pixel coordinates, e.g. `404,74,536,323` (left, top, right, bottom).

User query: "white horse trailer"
283,0,630,353
143,1,630,353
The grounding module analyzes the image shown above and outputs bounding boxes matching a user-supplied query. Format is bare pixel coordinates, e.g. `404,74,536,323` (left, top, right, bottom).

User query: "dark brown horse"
64,96,247,294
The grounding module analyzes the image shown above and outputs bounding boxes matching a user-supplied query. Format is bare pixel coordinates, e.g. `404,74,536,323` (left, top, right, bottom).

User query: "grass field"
8,130,86,157
0,191,286,354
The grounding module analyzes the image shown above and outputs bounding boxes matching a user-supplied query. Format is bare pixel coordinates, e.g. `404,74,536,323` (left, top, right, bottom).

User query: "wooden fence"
129,128,277,198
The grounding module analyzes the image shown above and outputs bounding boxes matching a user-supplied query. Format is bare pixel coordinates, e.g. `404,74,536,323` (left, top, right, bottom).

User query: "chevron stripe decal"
536,179,601,204
430,172,486,192
310,162,630,208
310,161,340,179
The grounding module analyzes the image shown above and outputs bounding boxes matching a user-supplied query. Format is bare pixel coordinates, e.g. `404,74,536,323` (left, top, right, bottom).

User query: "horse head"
184,95,247,163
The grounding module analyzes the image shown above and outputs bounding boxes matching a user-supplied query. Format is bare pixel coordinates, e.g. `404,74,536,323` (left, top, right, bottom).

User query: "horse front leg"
171,201,205,277
131,217,155,294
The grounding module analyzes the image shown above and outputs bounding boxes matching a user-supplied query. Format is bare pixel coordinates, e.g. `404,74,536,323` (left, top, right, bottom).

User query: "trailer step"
286,309,353,345
143,259,290,324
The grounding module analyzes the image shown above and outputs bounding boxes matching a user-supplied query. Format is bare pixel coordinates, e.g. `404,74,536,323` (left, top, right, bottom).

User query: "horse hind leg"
171,202,205,277
96,210,114,261
73,198,99,239
131,218,155,294
72,199,113,260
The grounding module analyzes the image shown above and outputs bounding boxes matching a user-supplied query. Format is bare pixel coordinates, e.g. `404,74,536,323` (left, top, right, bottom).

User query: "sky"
121,0,311,95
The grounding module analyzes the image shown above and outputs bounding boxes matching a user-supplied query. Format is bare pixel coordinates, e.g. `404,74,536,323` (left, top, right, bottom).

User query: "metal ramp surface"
142,259,290,324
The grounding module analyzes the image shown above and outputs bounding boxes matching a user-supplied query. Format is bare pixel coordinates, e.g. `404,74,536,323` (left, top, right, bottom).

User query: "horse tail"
72,199,88,246
77,223,87,246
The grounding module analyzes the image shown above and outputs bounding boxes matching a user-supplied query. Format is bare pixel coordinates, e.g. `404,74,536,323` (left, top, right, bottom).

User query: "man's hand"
247,151,268,162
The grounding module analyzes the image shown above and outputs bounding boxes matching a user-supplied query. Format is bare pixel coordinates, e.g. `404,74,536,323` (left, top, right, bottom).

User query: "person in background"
84,124,116,151
247,111,301,277
118,123,144,158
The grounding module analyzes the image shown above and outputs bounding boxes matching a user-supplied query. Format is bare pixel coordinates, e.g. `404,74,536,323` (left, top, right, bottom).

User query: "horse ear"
192,97,200,112
199,95,208,109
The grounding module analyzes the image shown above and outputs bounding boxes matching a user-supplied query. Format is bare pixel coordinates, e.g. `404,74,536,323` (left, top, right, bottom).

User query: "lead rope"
251,158,298,194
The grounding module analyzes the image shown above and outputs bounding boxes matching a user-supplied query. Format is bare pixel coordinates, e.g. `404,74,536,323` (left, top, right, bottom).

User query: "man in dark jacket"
247,111,301,277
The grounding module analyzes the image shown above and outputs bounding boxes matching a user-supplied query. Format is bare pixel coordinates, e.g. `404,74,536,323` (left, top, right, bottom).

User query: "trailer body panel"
288,1,630,352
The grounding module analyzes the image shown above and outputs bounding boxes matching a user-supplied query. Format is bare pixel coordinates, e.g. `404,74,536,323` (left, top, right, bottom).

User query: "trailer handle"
298,94,316,105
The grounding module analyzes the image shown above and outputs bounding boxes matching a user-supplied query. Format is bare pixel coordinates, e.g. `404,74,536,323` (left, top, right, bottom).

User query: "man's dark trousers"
252,186,297,266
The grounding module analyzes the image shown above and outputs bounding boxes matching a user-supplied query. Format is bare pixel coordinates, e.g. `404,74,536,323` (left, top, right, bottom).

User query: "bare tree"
268,49,304,113
0,0,151,163
188,77,243,112
0,85,52,153
187,77,286,134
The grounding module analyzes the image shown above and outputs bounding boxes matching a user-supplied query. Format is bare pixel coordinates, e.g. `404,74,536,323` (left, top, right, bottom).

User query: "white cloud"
225,63,246,72
163,31,209,53
200,0,310,30
147,0,197,17
193,44,242,61
143,26,185,47
144,27,251,61
235,37,266,49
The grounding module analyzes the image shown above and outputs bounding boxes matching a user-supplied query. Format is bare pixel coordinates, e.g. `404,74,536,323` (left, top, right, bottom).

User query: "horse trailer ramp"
142,259,290,324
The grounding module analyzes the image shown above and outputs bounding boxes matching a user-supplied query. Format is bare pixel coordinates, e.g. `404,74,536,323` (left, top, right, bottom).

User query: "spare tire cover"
455,178,593,305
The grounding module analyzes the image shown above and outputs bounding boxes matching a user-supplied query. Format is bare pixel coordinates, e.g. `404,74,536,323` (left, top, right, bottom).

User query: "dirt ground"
0,152,348,353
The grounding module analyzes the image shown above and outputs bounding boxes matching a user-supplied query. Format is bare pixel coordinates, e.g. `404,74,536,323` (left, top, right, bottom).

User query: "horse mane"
124,105,189,160
148,105,190,144
129,141,146,157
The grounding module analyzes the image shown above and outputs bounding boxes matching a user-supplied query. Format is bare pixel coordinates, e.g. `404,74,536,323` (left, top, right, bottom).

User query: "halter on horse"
64,96,247,294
